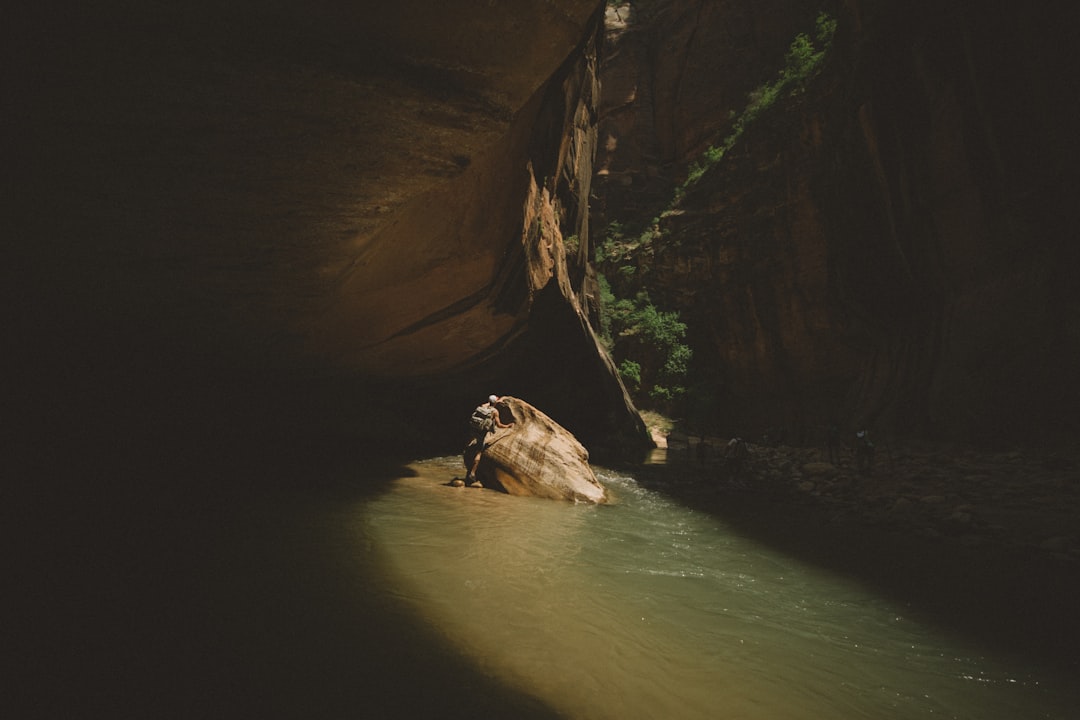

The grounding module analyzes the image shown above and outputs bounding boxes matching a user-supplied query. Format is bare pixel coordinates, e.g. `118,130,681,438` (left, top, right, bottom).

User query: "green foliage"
596,218,672,283
595,222,620,263
602,288,692,407
597,14,838,412
649,384,684,404
662,342,692,378
597,219,657,265
564,234,580,255
677,11,836,197
782,11,836,88
597,274,615,346
631,300,686,350
618,359,641,393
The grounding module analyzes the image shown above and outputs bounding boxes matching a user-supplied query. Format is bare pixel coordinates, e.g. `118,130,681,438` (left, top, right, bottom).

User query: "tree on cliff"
597,276,691,410
678,11,837,198
592,11,838,428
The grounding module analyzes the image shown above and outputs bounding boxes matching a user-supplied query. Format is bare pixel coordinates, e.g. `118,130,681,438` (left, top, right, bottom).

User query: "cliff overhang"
10,1,649,455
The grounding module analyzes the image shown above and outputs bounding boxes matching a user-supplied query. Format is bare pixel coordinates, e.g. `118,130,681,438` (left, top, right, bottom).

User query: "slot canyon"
8,1,1078,717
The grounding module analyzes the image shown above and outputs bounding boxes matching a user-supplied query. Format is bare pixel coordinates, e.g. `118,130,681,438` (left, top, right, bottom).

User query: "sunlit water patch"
361,457,1074,719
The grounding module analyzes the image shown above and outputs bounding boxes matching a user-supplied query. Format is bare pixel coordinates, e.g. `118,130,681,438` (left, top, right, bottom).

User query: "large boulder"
465,397,608,504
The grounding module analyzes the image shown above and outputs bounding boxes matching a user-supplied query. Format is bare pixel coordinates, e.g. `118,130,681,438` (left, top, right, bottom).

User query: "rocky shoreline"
623,433,1080,665
652,434,1080,563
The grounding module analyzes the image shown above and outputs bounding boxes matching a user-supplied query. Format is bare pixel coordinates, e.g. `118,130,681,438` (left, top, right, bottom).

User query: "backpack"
469,404,496,434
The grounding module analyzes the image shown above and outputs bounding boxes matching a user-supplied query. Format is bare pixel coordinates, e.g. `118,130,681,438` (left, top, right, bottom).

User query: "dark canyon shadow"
625,460,1080,680
15,390,561,719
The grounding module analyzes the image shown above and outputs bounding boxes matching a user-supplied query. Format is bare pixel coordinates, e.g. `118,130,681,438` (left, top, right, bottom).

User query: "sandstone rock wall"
9,1,649,454
14,0,1075,456
595,0,823,220
594,0,1079,446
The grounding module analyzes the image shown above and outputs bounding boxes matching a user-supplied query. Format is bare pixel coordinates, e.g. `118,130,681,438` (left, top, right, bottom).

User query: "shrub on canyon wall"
679,11,836,194
597,282,691,409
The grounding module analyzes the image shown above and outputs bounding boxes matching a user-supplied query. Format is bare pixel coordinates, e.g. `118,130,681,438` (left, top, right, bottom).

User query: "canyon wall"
594,0,1079,446
8,1,647,455
10,0,1077,459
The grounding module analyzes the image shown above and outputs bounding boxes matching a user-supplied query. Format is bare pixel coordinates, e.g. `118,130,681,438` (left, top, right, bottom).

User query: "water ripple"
361,458,1077,720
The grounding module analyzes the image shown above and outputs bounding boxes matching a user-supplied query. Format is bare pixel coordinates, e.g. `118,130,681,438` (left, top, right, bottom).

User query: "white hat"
489,395,499,404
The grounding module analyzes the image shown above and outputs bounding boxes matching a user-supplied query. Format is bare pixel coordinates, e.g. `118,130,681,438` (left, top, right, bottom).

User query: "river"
356,456,1077,720
32,449,1077,718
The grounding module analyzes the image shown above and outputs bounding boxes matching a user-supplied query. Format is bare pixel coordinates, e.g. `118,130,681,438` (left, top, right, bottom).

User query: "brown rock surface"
655,439,1080,561
467,397,608,504
596,0,817,209
7,1,649,454
593,0,1080,446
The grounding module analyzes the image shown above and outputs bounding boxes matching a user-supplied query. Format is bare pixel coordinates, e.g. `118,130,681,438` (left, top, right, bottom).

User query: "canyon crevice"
8,1,1077,459
8,4,1080,716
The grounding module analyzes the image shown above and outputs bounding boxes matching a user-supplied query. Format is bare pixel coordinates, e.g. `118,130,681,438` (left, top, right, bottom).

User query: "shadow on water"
624,456,1080,679
15,418,561,720
15,347,1074,719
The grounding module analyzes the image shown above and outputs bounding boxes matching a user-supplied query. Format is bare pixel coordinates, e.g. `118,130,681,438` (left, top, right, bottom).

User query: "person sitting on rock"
465,395,514,485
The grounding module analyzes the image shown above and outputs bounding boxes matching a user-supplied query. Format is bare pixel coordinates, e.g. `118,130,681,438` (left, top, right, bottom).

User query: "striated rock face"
466,397,608,503
14,0,1074,457
595,0,822,214
9,1,649,454
594,0,1080,446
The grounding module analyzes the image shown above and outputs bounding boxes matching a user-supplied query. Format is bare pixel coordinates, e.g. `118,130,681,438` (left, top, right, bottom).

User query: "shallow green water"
360,457,1076,720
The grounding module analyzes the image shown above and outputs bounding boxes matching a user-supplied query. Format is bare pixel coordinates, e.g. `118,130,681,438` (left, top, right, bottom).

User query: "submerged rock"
465,396,608,504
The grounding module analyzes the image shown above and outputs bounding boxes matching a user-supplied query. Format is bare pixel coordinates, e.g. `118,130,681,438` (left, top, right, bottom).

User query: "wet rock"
467,397,608,503
801,462,838,478
660,435,1080,561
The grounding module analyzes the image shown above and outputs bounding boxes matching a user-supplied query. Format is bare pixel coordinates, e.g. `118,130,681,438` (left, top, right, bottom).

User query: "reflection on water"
362,457,1076,720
